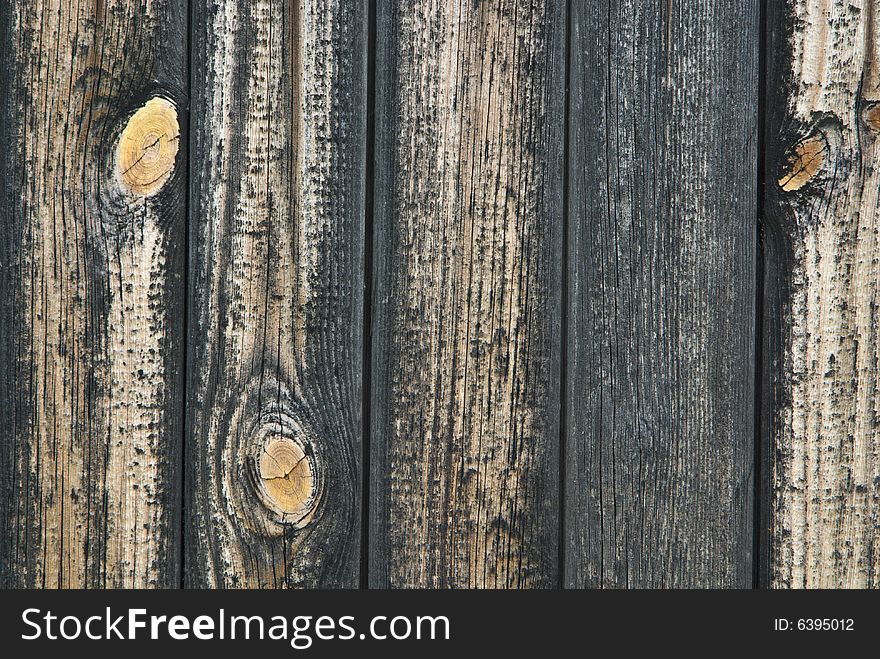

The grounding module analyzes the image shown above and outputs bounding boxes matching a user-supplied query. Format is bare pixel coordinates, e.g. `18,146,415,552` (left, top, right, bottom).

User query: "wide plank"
185,0,366,587
0,0,187,587
765,0,880,588
369,0,565,588
566,0,758,587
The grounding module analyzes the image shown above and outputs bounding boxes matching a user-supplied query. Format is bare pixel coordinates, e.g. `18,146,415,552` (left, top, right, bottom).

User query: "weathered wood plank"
765,0,880,588
186,0,366,587
369,0,564,588
0,0,187,587
566,0,758,587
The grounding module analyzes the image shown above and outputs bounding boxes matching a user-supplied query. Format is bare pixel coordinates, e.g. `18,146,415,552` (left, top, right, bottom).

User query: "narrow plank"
0,0,187,587
186,0,366,587
765,0,880,588
370,0,564,588
566,0,758,587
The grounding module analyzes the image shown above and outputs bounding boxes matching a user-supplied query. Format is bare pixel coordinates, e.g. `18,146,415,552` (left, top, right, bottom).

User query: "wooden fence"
0,0,877,589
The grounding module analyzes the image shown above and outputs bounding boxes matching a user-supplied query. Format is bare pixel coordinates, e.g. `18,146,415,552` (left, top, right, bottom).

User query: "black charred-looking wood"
565,0,758,588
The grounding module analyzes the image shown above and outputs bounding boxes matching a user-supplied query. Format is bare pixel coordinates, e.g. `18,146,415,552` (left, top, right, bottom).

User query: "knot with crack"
116,96,179,196
246,407,322,529
259,437,316,520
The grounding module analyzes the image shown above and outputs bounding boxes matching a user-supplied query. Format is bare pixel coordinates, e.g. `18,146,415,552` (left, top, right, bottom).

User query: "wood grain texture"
186,0,366,587
369,0,564,588
566,0,758,587
765,0,880,588
0,0,187,587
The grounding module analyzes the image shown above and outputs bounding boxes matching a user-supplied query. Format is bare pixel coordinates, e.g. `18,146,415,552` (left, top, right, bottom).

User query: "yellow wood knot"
258,437,316,520
778,135,825,192
117,97,179,196
864,103,880,133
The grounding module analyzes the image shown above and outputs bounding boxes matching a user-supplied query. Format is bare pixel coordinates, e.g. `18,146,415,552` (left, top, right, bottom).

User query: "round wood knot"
116,97,179,196
258,437,316,520
778,135,826,192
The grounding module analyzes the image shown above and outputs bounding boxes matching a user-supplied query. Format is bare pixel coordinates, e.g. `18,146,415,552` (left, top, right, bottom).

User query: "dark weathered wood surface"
185,0,366,587
565,0,758,587
4,0,880,593
765,0,880,588
369,0,564,588
0,0,187,587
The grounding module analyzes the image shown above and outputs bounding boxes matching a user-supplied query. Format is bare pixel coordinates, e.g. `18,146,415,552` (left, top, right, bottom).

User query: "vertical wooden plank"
370,0,564,588
0,0,187,587
186,0,366,587
566,1,758,587
766,0,880,588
